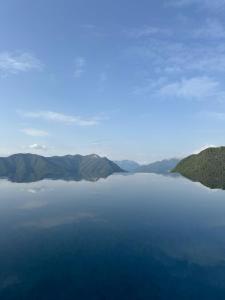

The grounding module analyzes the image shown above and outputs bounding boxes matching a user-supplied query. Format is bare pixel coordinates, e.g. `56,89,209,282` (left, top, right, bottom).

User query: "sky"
1,0,225,162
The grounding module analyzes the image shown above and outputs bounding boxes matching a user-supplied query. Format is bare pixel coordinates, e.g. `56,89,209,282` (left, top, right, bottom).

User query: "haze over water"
1,173,225,300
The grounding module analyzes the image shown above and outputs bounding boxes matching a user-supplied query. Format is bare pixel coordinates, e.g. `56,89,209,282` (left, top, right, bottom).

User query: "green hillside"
172,147,225,189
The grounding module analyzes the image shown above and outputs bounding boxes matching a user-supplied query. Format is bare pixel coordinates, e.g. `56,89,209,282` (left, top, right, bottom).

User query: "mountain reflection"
177,173,225,190
0,173,110,183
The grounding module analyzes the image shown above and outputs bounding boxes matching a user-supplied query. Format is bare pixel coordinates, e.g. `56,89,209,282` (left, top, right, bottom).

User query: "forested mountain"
0,153,124,182
172,147,225,189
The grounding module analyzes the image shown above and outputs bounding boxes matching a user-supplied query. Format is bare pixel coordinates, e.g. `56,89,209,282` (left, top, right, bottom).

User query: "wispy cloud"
20,110,104,126
134,75,225,101
74,57,86,78
21,128,49,137
29,144,47,150
158,76,223,100
0,52,43,75
168,0,225,9
124,26,171,38
193,19,225,39
128,39,225,75
133,77,168,96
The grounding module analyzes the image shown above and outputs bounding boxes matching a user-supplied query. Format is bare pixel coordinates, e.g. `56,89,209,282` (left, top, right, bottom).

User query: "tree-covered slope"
172,147,225,189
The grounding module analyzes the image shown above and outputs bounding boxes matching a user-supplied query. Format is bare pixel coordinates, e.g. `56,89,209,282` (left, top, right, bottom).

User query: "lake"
1,173,225,299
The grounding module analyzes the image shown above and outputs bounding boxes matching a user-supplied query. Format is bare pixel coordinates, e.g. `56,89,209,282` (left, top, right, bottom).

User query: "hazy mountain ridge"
172,147,225,189
114,160,141,172
0,153,124,182
114,158,180,174
135,158,180,174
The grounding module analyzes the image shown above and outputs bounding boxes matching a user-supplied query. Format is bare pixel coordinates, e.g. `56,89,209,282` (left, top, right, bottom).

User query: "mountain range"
0,153,124,183
5,149,225,188
115,158,180,174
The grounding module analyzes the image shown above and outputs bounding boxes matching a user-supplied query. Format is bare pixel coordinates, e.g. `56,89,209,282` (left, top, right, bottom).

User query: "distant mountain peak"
89,154,101,158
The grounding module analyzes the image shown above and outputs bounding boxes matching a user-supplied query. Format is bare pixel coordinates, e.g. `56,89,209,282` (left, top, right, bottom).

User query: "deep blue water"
1,173,225,299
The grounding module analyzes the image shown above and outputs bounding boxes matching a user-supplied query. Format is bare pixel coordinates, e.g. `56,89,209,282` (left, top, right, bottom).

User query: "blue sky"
1,0,225,162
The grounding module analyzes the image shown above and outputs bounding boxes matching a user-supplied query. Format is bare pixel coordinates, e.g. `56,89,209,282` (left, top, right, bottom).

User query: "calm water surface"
1,173,225,300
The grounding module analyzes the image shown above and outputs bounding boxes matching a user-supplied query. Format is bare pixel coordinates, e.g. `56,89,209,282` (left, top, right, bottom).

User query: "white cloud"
21,128,49,137
158,76,223,100
124,26,171,38
29,144,47,151
20,110,103,126
74,57,86,78
0,52,43,75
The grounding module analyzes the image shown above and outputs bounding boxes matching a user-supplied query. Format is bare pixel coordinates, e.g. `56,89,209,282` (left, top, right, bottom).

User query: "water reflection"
1,174,225,299
176,172,225,190
0,173,112,183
